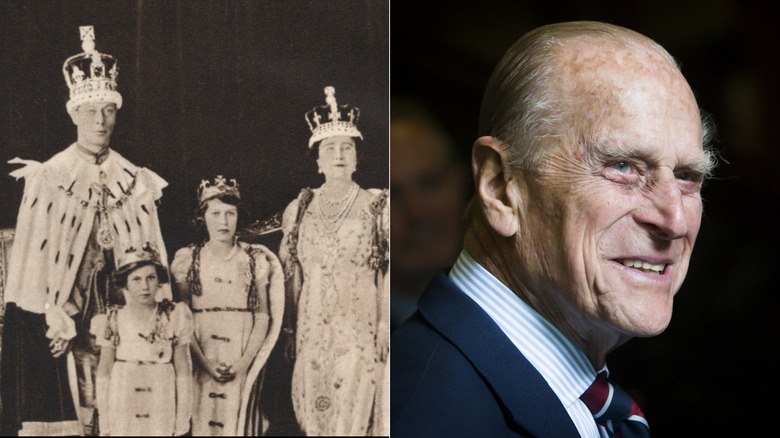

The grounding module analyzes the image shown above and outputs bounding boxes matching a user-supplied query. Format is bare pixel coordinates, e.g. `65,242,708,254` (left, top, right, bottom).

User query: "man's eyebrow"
679,151,716,177
587,137,652,161
587,138,716,177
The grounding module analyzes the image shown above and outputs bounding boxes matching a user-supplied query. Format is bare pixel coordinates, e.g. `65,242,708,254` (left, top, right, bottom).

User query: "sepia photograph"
0,1,388,436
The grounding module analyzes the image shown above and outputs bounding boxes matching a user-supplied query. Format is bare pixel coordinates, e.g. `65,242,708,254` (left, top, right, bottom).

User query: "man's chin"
620,313,673,338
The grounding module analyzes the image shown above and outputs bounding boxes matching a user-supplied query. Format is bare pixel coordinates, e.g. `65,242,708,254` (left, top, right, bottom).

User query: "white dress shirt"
449,250,603,437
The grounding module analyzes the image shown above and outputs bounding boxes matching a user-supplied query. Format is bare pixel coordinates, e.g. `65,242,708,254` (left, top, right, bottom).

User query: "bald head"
478,21,714,174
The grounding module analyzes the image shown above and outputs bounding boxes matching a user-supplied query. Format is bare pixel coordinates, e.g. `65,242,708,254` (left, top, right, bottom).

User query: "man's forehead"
554,37,679,87
321,136,355,146
78,102,117,110
552,40,699,144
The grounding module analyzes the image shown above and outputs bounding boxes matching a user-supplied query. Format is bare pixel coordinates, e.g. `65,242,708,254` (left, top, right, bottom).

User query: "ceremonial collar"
75,142,110,165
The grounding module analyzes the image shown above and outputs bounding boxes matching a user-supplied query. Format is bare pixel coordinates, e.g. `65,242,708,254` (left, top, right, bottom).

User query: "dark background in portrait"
393,1,779,436
0,1,388,435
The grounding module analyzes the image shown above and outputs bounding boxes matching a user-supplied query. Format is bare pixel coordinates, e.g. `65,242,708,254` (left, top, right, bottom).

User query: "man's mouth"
620,259,666,274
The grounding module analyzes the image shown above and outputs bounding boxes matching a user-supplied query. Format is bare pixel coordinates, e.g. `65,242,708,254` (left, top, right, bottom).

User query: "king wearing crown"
1,26,171,436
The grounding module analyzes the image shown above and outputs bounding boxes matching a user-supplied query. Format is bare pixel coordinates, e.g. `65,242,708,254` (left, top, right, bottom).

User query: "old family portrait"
0,2,389,437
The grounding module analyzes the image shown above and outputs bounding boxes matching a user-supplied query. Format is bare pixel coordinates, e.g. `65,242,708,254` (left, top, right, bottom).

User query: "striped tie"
580,371,651,437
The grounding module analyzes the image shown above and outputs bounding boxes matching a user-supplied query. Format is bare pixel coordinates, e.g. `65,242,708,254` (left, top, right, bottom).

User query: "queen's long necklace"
316,182,359,234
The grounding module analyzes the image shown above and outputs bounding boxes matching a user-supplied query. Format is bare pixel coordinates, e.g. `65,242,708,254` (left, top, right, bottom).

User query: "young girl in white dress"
92,242,193,436
171,176,284,436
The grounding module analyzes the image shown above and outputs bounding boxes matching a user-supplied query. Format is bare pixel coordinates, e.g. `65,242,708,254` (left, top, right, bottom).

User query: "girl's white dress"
91,302,193,436
171,242,284,436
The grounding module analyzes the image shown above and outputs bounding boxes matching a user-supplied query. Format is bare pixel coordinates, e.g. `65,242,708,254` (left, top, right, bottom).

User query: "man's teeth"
621,260,664,273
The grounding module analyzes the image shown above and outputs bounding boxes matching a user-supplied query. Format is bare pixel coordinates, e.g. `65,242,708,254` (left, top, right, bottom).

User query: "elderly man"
391,21,716,437
0,26,169,435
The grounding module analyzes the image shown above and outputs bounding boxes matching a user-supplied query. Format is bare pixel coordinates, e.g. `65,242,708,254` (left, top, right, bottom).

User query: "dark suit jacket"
390,272,581,437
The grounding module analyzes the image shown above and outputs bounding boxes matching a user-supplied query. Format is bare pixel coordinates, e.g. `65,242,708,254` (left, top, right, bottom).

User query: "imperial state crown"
62,25,123,112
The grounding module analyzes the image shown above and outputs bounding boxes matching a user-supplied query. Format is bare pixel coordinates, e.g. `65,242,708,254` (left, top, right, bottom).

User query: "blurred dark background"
0,1,388,435
392,1,779,436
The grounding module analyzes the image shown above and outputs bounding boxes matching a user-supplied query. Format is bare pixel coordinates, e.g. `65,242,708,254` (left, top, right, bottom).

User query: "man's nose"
634,172,690,240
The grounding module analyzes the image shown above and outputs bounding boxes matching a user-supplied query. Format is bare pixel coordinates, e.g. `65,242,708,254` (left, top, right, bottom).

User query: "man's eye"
675,170,699,182
610,161,632,173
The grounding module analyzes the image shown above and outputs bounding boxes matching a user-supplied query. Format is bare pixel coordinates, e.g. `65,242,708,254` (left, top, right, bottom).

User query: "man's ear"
472,136,519,237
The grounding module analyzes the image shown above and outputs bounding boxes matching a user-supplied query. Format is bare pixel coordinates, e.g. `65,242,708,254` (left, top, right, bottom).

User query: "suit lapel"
418,273,580,437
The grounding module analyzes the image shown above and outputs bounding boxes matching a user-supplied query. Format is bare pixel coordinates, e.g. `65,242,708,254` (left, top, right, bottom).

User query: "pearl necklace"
316,183,359,233
319,182,358,207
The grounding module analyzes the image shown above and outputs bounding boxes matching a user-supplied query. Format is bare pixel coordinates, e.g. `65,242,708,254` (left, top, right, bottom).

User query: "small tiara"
116,241,161,273
198,175,240,204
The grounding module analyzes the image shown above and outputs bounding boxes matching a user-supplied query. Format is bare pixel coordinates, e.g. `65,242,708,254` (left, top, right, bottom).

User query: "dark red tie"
580,371,651,437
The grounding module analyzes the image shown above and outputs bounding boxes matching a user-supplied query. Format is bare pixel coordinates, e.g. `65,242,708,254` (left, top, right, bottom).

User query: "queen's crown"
304,86,363,148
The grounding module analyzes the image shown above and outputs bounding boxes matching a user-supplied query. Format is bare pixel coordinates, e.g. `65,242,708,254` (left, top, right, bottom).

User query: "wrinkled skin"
470,39,712,367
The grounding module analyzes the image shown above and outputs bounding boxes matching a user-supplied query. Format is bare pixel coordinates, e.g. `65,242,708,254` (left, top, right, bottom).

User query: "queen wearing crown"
279,87,389,436
170,176,285,436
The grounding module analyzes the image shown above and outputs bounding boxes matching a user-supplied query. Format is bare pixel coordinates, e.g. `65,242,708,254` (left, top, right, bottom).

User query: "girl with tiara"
92,242,194,436
170,176,284,436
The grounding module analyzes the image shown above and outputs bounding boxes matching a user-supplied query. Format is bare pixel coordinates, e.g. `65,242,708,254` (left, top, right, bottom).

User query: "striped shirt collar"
449,250,600,414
